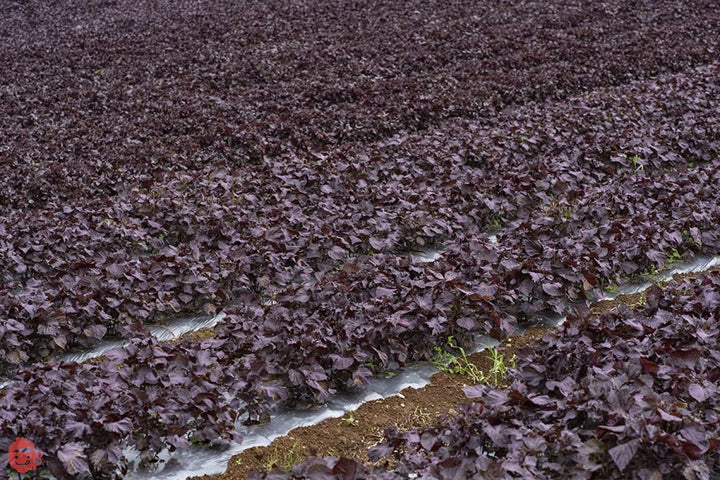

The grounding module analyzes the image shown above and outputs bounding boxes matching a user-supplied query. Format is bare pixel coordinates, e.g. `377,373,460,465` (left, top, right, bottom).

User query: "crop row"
2,0,720,207
247,269,720,479
2,63,719,375
1,66,720,477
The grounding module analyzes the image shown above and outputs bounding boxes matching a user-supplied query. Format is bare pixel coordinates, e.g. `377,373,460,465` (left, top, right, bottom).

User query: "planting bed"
242,269,720,479
1,0,720,479
3,60,720,376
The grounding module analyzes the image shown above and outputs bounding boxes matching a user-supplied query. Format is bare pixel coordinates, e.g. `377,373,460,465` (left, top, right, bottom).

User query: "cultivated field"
1,0,719,478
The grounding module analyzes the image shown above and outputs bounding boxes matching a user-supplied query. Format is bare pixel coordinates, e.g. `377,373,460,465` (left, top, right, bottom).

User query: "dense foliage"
2,61,719,376
249,271,720,479
1,63,719,478
1,0,720,478
3,0,720,374
2,0,719,207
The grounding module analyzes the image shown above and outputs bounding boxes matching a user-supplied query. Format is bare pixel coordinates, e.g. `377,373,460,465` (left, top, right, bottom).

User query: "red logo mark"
8,438,43,474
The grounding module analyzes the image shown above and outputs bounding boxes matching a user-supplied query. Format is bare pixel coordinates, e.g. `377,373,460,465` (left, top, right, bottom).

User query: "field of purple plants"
1,0,719,478
251,271,720,479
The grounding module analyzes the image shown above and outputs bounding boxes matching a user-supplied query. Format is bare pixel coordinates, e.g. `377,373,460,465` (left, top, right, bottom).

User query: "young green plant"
431,336,516,386
343,411,359,426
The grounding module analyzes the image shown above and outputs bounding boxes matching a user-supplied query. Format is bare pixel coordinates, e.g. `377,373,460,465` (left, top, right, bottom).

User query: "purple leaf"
375,287,395,299
83,324,107,340
658,409,681,422
104,418,133,434
609,440,640,471
331,457,360,478
420,431,437,451
542,282,563,297
456,317,476,330
688,383,709,402
58,442,90,475
329,355,354,370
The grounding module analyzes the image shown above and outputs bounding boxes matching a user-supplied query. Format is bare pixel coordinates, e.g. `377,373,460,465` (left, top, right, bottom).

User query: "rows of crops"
248,270,720,479
1,0,720,478
2,62,719,478
3,59,720,377
3,0,720,374
3,0,719,208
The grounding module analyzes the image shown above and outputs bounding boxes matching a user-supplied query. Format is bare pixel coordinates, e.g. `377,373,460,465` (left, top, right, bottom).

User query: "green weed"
682,229,695,245
262,442,305,471
431,337,516,386
666,248,682,264
642,264,660,276
343,411,359,426
604,283,618,294
630,154,644,172
488,215,503,230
